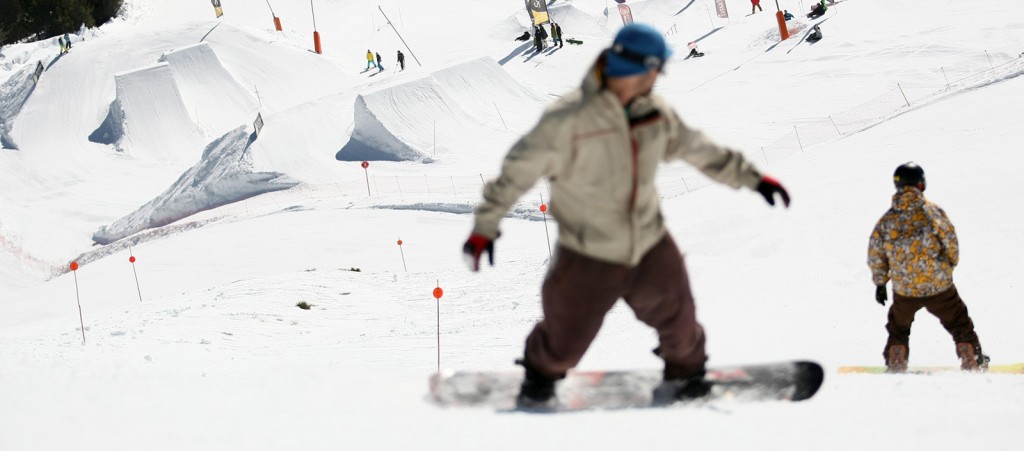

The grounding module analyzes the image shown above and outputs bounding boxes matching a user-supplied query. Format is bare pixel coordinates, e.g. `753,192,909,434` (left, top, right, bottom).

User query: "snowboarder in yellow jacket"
868,162,988,372
366,50,376,70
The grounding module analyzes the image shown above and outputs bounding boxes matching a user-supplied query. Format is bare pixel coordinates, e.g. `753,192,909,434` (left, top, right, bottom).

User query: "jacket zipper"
627,133,639,261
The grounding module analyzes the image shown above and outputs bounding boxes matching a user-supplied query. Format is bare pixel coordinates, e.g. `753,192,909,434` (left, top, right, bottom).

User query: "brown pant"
884,285,982,362
523,234,706,380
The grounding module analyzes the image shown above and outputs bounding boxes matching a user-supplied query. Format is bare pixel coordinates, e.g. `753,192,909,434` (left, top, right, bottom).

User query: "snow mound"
0,63,38,149
89,62,204,163
158,42,259,137
336,57,545,162
92,126,297,244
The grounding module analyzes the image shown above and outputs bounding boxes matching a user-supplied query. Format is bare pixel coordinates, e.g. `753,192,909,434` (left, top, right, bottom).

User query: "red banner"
618,4,634,25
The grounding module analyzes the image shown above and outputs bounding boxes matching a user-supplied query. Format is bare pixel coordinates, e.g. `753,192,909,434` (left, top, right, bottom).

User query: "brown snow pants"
884,285,982,362
523,234,706,380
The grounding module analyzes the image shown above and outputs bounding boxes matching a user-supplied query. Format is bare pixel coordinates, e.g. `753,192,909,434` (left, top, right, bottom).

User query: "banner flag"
715,0,729,18
524,0,550,25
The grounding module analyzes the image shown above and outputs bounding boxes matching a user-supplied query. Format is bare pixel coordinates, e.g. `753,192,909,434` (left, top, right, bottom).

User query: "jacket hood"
891,186,925,211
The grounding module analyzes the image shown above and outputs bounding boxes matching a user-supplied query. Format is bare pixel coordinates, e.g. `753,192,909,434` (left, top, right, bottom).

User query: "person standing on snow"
536,24,549,51
868,162,989,373
550,22,563,48
463,24,791,408
397,50,405,71
751,0,762,14
366,50,376,70
64,33,72,50
376,52,384,72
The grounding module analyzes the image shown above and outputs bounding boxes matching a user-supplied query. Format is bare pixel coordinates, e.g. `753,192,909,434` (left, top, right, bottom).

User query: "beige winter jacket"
473,59,764,266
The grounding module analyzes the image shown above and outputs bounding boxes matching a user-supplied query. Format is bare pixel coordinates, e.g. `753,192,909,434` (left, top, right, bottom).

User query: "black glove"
463,233,495,272
875,285,887,306
756,175,791,207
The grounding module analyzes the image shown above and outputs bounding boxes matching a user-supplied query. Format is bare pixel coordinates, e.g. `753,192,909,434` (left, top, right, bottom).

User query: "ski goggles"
610,43,666,72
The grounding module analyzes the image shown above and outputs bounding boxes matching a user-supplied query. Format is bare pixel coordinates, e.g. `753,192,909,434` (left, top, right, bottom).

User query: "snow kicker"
159,42,259,137
337,57,545,162
90,62,204,164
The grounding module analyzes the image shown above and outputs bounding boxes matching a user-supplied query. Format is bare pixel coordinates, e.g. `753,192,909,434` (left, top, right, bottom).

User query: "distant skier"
58,35,67,54
550,22,563,48
397,50,405,71
376,52,384,72
64,33,72,51
807,25,823,43
687,41,704,58
366,50,376,70
808,0,827,18
784,10,795,20
463,24,791,408
751,0,762,14
868,162,989,373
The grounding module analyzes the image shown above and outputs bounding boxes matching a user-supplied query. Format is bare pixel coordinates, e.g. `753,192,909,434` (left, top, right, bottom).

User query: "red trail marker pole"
70,262,86,343
539,193,552,260
432,282,444,373
397,237,408,272
128,246,142,302
361,161,371,196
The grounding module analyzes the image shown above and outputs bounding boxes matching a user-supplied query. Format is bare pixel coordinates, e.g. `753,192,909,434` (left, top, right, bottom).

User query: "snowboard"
429,360,823,411
838,362,1024,375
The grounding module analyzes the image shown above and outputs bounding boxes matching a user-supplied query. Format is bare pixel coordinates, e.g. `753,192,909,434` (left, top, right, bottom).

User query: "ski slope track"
0,64,37,149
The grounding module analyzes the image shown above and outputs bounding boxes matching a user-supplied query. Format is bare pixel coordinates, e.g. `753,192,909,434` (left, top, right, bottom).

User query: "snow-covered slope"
2,0,1024,450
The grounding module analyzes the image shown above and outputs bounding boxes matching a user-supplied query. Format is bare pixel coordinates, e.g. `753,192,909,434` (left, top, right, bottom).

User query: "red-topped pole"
70,262,86,343
432,282,444,373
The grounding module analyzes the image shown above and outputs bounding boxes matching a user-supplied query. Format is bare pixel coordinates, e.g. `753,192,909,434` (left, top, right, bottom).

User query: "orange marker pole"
274,16,283,31
432,282,444,373
775,10,790,41
361,161,371,196
397,237,407,272
70,262,86,343
129,246,142,302
311,1,322,54
540,193,552,260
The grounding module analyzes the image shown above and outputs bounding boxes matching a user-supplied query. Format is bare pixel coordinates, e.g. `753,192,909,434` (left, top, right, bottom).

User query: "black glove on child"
757,176,791,207
463,233,495,272
875,285,887,306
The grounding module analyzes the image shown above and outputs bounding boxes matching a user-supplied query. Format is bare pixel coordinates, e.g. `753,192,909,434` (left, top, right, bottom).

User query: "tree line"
0,0,122,46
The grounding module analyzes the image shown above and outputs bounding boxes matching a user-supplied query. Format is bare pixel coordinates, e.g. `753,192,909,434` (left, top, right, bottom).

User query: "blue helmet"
604,24,672,77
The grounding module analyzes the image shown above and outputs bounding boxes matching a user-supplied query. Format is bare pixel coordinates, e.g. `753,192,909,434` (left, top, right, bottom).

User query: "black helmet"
893,162,926,191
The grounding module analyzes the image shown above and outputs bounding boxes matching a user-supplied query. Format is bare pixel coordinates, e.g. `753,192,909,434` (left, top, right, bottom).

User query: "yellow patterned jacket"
868,187,959,297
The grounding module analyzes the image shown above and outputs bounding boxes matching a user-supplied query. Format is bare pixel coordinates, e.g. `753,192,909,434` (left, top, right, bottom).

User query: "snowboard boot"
514,359,557,408
956,343,990,371
885,344,908,373
652,370,712,406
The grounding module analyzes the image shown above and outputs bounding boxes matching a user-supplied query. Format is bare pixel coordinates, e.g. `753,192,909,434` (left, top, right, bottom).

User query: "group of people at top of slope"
365,49,406,73
462,23,989,409
515,22,564,53
57,33,73,55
